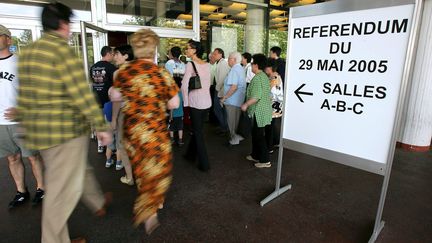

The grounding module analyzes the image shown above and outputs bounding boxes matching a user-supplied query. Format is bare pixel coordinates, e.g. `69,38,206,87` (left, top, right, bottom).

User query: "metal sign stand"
259,1,423,243
260,146,292,206
369,1,423,241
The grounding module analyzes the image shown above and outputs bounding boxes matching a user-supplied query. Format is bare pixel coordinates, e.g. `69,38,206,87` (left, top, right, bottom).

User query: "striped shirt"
17,32,107,150
246,71,272,128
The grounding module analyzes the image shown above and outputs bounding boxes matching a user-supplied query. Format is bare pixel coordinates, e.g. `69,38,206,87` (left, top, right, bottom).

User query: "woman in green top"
241,54,273,168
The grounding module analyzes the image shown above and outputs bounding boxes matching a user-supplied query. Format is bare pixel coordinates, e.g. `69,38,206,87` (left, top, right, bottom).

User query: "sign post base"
260,184,292,207
368,221,385,243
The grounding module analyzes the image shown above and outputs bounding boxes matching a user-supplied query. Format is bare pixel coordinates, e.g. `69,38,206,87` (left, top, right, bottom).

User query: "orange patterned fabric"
114,59,179,226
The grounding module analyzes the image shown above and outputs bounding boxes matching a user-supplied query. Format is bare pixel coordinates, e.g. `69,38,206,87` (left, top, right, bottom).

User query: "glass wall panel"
268,29,288,58
8,28,33,54
0,0,92,22
70,32,94,69
158,37,190,65
106,0,191,29
201,0,267,55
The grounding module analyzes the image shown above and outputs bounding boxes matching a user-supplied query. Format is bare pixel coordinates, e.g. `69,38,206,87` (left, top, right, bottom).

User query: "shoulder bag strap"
190,61,200,78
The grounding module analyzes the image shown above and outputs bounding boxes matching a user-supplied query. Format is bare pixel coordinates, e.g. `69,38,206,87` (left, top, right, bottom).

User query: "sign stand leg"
260,146,292,207
369,221,385,243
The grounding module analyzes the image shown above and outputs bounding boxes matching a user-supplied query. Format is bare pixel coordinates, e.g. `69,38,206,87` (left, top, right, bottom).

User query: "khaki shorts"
0,124,39,158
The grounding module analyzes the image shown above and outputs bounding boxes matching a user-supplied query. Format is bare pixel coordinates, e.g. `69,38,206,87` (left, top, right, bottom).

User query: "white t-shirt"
244,63,255,84
0,54,19,125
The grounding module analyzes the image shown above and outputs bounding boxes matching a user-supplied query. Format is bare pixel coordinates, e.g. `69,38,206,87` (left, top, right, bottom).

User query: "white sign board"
283,4,414,174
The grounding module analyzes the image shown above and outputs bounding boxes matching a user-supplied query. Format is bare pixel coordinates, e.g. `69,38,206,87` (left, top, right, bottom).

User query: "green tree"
269,29,288,59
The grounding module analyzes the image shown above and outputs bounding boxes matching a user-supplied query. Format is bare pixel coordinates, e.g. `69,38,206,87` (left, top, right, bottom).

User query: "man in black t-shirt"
90,46,116,153
90,46,117,108
270,46,286,85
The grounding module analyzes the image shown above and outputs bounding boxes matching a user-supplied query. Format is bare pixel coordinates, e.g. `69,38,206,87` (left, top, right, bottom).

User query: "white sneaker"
105,159,113,168
97,146,104,153
120,176,134,185
245,155,259,162
115,161,123,170
255,162,271,168
237,135,245,142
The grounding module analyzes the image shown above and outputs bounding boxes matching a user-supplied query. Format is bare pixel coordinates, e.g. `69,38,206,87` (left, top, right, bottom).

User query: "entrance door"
79,21,109,79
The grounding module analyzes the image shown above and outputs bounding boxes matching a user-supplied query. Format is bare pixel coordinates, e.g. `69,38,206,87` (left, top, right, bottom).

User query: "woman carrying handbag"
181,40,212,172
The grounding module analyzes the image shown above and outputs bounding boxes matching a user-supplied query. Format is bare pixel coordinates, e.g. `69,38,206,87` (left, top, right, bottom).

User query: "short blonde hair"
130,28,159,59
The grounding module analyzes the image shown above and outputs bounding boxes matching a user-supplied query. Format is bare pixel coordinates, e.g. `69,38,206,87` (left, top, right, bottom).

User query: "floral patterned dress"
114,59,179,226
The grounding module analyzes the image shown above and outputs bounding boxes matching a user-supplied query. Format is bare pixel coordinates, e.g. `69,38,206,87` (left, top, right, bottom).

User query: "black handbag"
188,61,202,90
237,111,252,139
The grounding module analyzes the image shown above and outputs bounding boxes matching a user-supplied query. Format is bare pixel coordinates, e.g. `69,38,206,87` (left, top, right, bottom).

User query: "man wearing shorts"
0,24,44,209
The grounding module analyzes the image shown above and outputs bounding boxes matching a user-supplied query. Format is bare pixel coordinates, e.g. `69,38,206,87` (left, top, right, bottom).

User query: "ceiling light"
200,4,219,13
270,0,284,7
218,19,235,24
236,12,247,18
299,0,316,4
177,14,192,20
272,17,288,22
271,23,288,28
227,3,247,11
270,9,285,17
18,0,50,3
207,13,227,20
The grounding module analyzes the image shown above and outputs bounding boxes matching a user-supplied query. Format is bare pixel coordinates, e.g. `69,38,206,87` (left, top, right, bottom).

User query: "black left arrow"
294,83,313,103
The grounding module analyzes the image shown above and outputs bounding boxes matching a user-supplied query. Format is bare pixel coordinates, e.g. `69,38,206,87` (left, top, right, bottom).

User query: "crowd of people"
0,2,287,242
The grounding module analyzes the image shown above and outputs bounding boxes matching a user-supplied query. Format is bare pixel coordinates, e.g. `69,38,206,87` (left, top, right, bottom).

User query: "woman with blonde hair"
113,28,180,234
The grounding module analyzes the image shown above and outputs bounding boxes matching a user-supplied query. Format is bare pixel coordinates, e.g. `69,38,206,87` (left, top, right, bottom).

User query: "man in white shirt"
242,52,255,85
212,48,230,133
0,24,44,209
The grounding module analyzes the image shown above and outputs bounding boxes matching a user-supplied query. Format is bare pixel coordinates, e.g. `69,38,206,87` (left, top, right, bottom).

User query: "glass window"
8,28,33,54
201,0,267,55
106,0,191,29
158,37,190,65
69,32,94,69
0,0,91,22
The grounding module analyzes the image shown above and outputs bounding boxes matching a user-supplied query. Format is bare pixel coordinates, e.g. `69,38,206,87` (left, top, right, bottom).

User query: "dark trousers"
213,90,228,131
208,85,218,123
251,117,269,163
265,117,282,150
186,108,209,171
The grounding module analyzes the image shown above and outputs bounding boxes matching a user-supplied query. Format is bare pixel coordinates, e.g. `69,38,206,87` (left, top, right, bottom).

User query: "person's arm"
165,61,174,76
222,68,239,103
111,101,121,130
167,95,180,110
222,85,237,104
4,107,18,121
241,98,258,112
160,68,180,110
215,61,230,94
181,62,192,107
241,74,262,111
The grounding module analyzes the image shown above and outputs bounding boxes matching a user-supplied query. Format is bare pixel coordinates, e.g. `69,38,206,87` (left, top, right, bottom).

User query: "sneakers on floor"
245,155,259,162
97,146,104,153
8,189,30,209
32,188,44,205
115,161,123,170
105,158,113,168
120,176,134,186
254,162,271,168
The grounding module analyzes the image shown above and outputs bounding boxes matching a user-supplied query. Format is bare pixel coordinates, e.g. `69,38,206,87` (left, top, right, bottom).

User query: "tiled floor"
1,125,431,242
